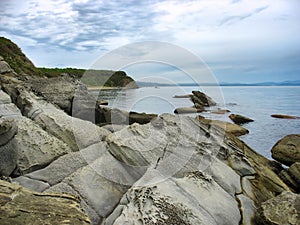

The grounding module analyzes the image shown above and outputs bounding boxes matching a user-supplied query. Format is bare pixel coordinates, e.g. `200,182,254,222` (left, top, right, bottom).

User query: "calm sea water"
90,86,300,159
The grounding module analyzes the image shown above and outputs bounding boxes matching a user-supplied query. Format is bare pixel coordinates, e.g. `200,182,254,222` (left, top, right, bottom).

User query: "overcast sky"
0,0,299,83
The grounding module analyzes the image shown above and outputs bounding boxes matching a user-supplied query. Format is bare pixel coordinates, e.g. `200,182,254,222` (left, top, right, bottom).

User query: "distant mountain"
137,80,300,87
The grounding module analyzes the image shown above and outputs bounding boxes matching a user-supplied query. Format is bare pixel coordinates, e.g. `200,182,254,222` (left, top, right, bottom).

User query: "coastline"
87,86,139,91
1,49,299,225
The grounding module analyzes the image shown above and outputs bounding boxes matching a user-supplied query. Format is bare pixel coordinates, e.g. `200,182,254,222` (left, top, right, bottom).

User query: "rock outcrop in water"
229,114,254,125
0,42,299,225
271,114,300,119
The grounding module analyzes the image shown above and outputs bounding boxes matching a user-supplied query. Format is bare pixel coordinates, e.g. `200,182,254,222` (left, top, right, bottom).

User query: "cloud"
219,6,269,26
0,0,165,52
231,0,242,4
0,0,299,83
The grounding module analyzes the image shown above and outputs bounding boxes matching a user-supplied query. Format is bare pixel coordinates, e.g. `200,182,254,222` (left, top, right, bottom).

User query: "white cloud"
0,0,299,82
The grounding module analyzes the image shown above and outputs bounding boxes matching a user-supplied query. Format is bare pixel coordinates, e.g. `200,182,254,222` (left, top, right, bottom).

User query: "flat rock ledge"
0,179,90,225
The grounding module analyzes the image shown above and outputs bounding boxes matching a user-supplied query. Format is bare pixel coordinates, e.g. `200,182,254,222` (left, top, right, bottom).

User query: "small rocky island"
0,38,299,225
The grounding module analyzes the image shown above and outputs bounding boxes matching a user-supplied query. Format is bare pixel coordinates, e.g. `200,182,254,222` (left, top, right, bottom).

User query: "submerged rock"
0,180,90,225
173,94,192,98
174,106,205,114
211,108,231,114
229,114,254,125
271,134,300,166
271,114,300,119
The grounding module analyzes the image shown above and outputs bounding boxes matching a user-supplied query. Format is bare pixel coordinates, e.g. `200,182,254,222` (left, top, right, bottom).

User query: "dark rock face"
190,91,216,107
99,107,157,125
0,180,90,225
257,191,300,225
174,107,205,114
271,114,300,119
0,119,18,176
229,114,254,125
129,111,157,124
28,76,92,115
271,134,300,166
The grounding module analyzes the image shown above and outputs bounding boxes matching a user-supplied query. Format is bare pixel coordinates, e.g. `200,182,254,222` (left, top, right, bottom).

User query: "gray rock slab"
25,142,107,186
13,176,50,192
14,117,72,175
0,90,11,104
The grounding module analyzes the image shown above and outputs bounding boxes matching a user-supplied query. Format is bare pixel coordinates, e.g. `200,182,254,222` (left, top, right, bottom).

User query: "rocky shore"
1,47,300,225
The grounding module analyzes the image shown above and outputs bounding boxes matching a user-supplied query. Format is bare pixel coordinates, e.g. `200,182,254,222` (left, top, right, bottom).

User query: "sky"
0,0,299,83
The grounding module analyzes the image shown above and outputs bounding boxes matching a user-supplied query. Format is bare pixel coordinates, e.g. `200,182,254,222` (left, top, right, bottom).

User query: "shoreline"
87,86,139,91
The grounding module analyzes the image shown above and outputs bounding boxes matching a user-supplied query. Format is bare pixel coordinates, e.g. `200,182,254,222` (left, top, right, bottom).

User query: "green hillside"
0,37,137,88
38,67,137,88
0,37,42,76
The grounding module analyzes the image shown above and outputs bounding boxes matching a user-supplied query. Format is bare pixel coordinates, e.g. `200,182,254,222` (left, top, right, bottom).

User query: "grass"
0,37,137,88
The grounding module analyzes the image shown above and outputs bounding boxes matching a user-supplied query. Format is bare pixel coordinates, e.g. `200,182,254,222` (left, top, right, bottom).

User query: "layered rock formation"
0,44,298,225
0,179,90,225
270,134,300,192
271,134,300,166
174,91,215,114
197,116,249,137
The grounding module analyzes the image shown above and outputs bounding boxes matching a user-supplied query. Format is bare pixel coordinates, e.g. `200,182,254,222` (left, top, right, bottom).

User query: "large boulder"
271,134,300,166
0,119,18,176
191,90,216,107
229,114,254,125
257,191,300,225
0,179,90,225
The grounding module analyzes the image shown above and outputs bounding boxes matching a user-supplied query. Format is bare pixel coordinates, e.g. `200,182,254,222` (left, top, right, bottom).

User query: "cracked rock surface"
0,56,296,225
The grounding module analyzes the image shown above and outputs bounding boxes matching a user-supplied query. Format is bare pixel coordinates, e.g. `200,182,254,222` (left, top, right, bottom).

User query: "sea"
89,86,300,159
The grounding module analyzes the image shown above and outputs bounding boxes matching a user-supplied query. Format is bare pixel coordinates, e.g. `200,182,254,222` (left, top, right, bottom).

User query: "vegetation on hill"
0,37,43,76
0,37,137,88
39,67,137,87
